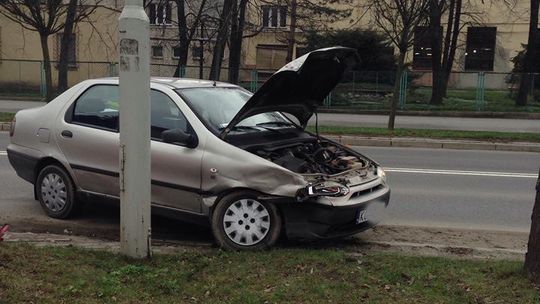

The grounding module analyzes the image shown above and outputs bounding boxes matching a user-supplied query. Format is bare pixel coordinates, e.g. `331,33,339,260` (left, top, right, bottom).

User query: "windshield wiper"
256,121,295,128
219,125,260,132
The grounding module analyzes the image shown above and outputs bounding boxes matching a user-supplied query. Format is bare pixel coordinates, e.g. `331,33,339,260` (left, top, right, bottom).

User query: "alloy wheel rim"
41,173,67,212
223,199,270,246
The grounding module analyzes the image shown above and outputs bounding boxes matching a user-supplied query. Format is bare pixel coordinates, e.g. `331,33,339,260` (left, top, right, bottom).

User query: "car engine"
252,140,369,175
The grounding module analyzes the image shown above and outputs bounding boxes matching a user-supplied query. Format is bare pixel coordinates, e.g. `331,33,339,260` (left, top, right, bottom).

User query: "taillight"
9,117,15,137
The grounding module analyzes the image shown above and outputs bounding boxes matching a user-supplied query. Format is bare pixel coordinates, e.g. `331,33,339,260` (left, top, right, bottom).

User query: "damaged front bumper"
280,181,391,240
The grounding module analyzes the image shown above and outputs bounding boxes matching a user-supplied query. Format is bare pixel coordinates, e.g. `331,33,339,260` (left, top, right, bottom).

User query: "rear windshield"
176,87,292,134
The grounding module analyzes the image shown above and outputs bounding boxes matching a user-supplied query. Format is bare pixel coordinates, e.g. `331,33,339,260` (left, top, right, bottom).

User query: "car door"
149,90,204,213
57,85,204,213
56,84,121,196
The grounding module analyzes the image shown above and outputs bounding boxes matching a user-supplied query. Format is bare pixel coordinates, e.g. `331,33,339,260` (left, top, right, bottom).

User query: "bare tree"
228,0,249,84
369,0,430,129
172,0,209,77
264,0,354,62
209,0,233,80
428,0,444,105
0,0,99,101
57,0,79,94
438,0,462,101
525,169,540,283
516,0,539,106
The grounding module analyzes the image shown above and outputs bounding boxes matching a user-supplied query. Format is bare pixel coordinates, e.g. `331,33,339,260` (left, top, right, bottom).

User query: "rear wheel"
212,191,281,250
36,164,78,219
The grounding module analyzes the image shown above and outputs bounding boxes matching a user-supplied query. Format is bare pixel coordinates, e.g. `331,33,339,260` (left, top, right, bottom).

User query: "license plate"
356,210,367,224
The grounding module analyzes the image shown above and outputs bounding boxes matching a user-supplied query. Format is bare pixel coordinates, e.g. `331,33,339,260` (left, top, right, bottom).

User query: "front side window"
177,87,292,135
72,85,119,131
150,90,192,140
465,27,496,71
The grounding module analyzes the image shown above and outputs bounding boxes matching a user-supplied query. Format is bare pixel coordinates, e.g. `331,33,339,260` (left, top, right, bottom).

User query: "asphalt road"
0,100,45,113
2,99,540,132
1,132,539,242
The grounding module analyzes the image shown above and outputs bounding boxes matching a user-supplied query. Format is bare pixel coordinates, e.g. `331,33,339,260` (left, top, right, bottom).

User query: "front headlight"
377,167,387,182
307,182,350,197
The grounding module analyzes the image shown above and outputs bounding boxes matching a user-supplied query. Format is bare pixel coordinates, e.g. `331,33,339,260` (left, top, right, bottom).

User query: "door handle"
61,130,73,138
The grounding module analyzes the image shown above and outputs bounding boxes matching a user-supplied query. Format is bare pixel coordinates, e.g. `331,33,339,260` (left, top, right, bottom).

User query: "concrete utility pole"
118,0,152,258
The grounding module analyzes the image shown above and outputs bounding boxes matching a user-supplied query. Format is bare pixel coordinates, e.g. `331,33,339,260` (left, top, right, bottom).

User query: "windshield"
177,87,293,134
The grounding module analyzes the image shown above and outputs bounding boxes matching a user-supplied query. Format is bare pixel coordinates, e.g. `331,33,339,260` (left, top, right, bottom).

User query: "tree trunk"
525,169,540,283
516,0,540,106
388,51,406,130
429,0,444,105
58,0,78,93
228,0,247,84
39,33,54,102
286,0,298,62
441,0,461,98
209,0,232,81
174,0,189,77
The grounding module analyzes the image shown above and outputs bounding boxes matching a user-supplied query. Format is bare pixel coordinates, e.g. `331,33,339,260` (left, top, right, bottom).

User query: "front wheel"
211,191,282,250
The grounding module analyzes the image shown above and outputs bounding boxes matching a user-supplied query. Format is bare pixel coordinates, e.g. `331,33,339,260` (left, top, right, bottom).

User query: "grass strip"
0,112,15,122
309,126,540,143
0,243,538,303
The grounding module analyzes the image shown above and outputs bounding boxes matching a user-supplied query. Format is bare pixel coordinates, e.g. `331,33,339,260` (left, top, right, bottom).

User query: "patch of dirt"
353,224,529,260
1,224,530,260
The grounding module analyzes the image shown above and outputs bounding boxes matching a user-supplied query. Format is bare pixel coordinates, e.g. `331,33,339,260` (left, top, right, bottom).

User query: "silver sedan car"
7,47,390,250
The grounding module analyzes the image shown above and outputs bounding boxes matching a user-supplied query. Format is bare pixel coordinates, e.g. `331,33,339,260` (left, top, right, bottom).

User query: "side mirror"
161,129,198,148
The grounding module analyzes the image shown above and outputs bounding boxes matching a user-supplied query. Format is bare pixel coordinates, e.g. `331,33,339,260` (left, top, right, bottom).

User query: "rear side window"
151,90,192,140
72,85,119,131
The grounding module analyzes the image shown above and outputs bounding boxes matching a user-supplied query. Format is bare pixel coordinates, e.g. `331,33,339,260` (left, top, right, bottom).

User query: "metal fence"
1,59,539,112
330,70,540,112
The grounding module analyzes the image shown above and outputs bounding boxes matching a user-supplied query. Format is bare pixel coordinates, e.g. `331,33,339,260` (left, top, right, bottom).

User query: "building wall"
0,0,536,92
0,2,120,89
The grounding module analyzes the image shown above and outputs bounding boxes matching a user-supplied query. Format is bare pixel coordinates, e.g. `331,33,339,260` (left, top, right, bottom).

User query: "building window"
192,46,202,60
56,33,77,68
262,5,287,28
172,46,181,59
256,44,287,70
152,46,163,58
412,26,432,70
148,1,172,25
465,27,496,71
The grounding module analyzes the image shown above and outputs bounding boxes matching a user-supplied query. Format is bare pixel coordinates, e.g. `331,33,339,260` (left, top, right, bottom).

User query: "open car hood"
220,46,359,138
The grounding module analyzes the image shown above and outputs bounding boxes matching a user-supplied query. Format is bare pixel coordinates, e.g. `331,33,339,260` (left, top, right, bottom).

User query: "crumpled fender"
201,135,308,198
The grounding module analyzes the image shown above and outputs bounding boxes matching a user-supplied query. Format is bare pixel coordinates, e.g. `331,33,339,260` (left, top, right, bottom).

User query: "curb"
318,108,540,120
324,134,540,153
3,231,524,260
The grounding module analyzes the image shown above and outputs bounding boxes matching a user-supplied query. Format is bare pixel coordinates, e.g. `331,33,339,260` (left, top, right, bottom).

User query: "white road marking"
0,151,6,156
385,167,537,179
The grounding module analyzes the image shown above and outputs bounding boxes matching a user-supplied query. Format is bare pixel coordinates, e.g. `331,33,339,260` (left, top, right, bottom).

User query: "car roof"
95,77,237,89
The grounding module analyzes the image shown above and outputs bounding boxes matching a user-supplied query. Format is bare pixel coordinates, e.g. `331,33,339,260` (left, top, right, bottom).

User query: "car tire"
211,191,282,251
36,164,78,219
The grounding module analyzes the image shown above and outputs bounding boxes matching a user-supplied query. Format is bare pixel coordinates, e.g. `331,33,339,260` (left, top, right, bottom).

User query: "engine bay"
250,139,370,175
